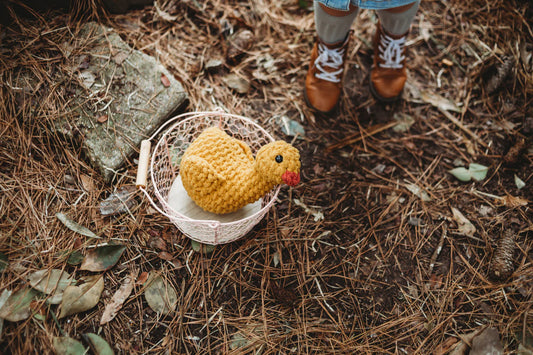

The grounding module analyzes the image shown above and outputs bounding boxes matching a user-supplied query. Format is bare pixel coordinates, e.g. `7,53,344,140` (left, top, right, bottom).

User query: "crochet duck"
179,126,300,214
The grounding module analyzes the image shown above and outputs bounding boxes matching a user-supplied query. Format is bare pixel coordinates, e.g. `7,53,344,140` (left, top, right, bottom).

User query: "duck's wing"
180,155,225,195
233,137,254,163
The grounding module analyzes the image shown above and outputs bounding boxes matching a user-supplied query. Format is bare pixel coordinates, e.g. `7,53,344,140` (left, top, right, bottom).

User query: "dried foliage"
0,0,532,354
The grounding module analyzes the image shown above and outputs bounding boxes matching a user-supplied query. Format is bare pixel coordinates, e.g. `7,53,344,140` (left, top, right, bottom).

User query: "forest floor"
1,0,532,354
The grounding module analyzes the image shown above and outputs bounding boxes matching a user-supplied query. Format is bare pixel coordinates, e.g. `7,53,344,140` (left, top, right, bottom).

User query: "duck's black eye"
275,155,283,163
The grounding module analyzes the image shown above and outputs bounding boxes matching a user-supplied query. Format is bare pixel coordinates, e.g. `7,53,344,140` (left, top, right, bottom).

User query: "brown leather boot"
304,35,350,113
370,23,408,102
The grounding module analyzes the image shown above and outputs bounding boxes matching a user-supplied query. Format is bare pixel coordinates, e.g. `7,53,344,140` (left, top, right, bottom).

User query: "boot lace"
378,33,406,69
314,43,345,83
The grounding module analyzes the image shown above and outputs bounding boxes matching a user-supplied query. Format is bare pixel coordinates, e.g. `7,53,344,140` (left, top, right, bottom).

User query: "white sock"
377,0,420,36
314,1,359,44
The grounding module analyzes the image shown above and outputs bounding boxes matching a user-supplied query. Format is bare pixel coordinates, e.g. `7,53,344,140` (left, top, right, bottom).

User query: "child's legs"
314,0,359,44
376,0,420,35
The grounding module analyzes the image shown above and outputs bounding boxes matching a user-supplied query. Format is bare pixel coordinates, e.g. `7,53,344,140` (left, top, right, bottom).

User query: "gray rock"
54,22,187,182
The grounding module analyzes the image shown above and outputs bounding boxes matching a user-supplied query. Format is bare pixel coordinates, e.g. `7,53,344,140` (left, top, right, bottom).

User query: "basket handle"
146,108,227,142
135,139,152,188
136,108,228,189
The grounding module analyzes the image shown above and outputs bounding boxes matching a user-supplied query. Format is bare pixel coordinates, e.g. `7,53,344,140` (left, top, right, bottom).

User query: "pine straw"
1,0,532,353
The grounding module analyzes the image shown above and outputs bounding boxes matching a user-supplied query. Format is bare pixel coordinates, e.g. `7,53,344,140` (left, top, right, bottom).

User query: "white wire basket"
136,110,280,245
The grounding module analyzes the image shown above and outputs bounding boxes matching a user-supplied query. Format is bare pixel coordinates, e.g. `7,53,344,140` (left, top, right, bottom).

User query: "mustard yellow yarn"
179,127,300,214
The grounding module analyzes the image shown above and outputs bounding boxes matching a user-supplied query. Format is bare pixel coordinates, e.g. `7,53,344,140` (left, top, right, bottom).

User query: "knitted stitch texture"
180,127,301,214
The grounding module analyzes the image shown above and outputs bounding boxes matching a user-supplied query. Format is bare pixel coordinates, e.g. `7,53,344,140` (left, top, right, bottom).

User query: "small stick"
428,224,447,276
314,278,335,314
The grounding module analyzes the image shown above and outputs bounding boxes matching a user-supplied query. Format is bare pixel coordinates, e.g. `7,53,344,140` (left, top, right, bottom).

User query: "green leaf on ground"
144,272,177,315
56,212,100,239
52,336,87,355
230,332,251,350
468,163,489,181
0,252,8,273
59,275,104,319
392,113,415,133
84,333,114,355
27,269,75,305
80,244,126,272
277,115,306,138
191,240,215,254
516,326,533,354
448,167,471,182
515,174,526,190
0,287,39,322
67,250,84,266
0,290,9,341
449,163,489,182
0,290,12,310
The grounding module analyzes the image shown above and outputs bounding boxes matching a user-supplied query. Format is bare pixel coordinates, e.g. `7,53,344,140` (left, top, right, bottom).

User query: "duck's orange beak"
282,171,300,186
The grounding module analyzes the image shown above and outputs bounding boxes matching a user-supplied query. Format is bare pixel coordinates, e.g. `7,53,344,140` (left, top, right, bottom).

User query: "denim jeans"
317,0,418,10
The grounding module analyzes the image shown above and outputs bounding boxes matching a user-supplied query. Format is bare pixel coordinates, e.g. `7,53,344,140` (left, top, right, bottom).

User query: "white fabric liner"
167,175,263,224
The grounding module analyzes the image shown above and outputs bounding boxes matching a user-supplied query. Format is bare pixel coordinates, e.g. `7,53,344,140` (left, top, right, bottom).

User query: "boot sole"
369,80,402,103
303,87,338,115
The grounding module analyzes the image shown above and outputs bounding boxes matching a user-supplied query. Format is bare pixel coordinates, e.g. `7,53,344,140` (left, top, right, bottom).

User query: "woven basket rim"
149,111,280,228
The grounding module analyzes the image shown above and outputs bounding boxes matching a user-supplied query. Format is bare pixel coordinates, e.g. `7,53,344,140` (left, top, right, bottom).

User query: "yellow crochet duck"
179,126,300,214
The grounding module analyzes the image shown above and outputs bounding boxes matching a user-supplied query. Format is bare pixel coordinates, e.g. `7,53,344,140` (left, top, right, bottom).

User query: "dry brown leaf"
137,271,149,286
161,73,171,87
451,207,476,237
80,174,95,192
100,269,138,325
434,336,459,355
449,327,484,355
485,56,515,94
158,251,174,261
221,73,250,94
96,115,108,123
149,236,167,251
227,29,254,63
500,195,529,208
420,90,462,113
59,275,104,319
99,186,138,216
